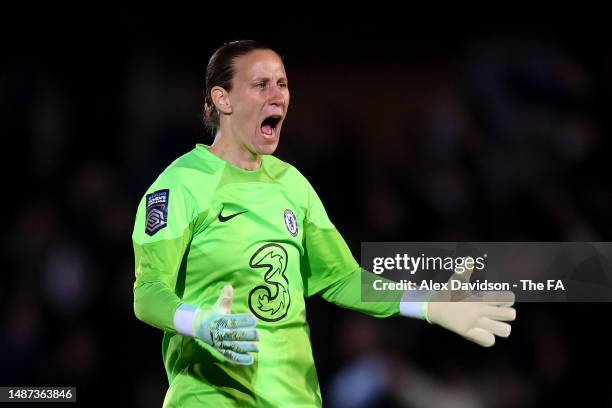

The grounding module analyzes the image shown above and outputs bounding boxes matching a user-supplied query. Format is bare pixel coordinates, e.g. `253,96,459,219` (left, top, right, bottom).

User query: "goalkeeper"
132,40,516,407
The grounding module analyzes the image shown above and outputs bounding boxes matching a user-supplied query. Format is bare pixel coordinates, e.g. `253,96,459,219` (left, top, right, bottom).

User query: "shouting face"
215,49,290,156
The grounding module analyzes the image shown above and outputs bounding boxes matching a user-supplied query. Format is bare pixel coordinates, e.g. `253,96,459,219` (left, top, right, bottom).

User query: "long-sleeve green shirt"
132,144,400,407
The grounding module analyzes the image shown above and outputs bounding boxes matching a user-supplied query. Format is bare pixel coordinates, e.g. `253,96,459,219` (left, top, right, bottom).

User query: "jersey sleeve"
301,181,400,317
300,181,356,296
318,269,401,317
132,169,199,332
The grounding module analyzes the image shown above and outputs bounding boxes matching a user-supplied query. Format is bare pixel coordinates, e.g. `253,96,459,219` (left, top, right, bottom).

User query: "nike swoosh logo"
218,206,248,222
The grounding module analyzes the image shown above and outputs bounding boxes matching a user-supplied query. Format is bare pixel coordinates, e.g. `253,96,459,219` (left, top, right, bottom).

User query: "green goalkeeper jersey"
132,144,400,407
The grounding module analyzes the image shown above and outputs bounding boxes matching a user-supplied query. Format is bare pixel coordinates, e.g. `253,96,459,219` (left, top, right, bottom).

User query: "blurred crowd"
2,21,611,407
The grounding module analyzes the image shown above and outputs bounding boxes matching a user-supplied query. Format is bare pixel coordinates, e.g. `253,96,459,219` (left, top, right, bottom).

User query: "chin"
256,141,279,155
254,132,281,155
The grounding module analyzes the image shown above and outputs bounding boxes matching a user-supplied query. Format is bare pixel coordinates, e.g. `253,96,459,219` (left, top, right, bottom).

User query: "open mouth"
260,115,282,137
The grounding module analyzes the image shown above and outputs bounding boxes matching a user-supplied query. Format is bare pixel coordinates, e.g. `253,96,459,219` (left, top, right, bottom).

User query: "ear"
211,86,232,114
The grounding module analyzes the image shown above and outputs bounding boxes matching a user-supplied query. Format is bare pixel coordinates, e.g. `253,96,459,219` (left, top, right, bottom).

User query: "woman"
132,40,515,407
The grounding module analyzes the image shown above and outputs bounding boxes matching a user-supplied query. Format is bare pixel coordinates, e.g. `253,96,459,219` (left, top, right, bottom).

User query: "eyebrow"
252,77,288,83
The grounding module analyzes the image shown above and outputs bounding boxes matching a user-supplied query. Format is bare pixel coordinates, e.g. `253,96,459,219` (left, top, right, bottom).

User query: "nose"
268,85,286,107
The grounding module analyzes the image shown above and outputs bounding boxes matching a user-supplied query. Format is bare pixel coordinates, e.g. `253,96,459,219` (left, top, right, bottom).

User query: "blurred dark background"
2,12,612,407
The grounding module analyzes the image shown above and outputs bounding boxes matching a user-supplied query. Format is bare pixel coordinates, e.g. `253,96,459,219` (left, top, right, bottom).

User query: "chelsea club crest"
284,209,298,237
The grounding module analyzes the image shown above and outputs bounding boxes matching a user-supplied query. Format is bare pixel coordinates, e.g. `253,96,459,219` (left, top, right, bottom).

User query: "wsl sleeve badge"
145,189,169,236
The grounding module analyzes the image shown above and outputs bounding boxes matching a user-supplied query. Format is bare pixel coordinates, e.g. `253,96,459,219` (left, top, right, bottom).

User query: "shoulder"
160,147,221,182
147,147,223,206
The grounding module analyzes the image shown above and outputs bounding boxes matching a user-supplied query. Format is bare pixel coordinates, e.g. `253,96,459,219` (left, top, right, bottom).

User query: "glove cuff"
399,289,429,320
174,303,200,337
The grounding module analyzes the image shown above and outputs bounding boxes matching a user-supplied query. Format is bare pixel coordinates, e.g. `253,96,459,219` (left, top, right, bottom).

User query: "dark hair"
203,40,274,130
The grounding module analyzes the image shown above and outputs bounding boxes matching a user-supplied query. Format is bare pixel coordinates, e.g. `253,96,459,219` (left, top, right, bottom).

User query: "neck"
209,131,262,170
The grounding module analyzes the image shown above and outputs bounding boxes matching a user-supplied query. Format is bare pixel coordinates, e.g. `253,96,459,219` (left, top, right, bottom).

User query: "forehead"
232,49,287,80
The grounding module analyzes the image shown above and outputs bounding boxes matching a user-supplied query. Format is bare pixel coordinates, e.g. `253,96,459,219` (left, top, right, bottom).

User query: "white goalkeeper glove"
401,258,516,347
174,285,259,365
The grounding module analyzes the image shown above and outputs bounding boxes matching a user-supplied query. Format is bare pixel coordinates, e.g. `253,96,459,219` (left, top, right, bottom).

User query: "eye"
255,82,267,89
278,82,288,89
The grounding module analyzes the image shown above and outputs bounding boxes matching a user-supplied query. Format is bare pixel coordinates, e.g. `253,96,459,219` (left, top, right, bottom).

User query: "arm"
301,182,404,317
301,216,402,318
132,172,258,364
132,182,193,332
319,267,402,318
301,181,515,346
